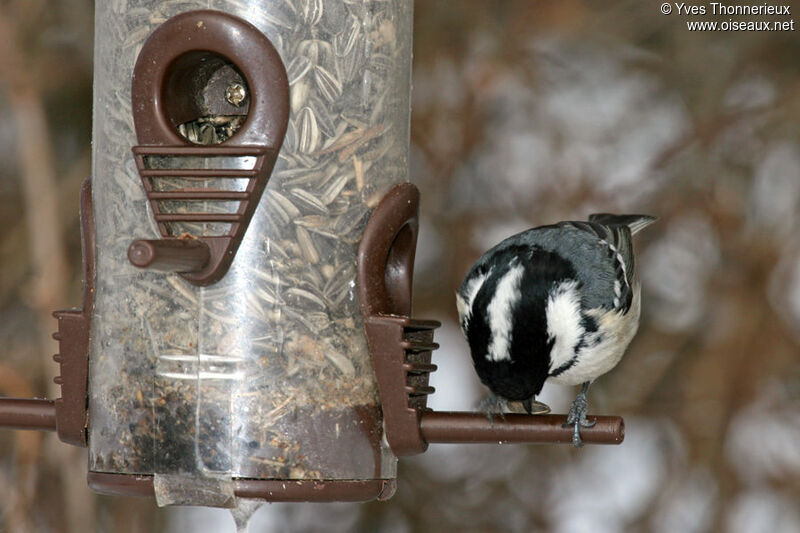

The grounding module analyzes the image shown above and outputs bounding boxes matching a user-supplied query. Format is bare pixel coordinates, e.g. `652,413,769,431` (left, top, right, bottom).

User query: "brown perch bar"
128,238,210,273
0,398,57,431
420,412,625,445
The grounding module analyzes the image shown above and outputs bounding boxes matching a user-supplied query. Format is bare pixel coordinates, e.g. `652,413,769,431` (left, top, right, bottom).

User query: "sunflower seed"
352,156,364,192
295,226,319,264
297,39,334,67
299,0,323,26
286,288,327,310
305,96,336,138
296,106,322,153
338,125,385,162
283,307,322,334
266,190,302,220
314,65,343,103
286,56,313,86
324,348,355,376
294,215,326,229
335,15,361,57
289,188,328,214
291,80,311,114
321,172,351,205
300,267,326,291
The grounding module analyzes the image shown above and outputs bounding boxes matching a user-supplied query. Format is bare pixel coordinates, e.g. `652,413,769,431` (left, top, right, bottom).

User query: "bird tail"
588,213,656,235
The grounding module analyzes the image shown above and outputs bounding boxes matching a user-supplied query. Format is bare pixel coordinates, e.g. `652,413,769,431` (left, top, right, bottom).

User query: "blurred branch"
0,149,89,307
0,8,68,324
653,81,800,171
0,7,94,533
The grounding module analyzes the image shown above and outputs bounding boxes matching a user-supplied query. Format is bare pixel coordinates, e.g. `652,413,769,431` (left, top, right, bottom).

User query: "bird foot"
562,391,596,448
478,394,508,422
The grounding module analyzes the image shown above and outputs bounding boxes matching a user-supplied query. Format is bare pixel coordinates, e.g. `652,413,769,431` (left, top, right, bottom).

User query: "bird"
456,213,655,447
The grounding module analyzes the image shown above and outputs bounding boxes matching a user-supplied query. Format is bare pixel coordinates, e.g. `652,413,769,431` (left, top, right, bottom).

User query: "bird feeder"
0,2,623,508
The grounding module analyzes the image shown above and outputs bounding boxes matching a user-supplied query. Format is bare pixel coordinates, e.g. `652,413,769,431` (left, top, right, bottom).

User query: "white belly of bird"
547,285,641,386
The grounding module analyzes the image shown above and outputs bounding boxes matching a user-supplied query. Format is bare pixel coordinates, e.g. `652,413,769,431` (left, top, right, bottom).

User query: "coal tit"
457,213,655,446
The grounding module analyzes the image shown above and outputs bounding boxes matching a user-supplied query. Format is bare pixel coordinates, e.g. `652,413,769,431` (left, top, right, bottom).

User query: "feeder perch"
0,3,624,509
358,184,625,457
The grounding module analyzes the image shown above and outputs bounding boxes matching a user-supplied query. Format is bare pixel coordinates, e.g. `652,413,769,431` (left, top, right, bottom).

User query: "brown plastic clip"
358,183,437,456
358,184,625,457
129,10,290,285
0,178,95,446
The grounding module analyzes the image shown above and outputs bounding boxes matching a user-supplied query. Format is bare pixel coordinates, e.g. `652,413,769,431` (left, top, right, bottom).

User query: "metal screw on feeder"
0,0,624,512
225,83,247,107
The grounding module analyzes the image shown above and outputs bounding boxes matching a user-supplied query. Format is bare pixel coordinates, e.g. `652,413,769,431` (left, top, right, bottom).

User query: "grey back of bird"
484,213,655,312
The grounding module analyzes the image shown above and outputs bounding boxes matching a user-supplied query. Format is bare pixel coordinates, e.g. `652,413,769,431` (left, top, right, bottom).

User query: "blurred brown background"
1,0,799,531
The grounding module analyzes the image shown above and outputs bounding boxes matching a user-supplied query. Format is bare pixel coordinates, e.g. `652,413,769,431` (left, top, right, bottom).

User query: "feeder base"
87,472,396,503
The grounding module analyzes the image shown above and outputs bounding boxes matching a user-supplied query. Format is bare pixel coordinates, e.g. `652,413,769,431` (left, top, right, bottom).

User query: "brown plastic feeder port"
357,183,625,456
127,9,290,286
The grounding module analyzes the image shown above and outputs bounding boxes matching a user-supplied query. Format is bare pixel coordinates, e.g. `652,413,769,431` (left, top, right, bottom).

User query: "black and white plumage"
456,213,655,446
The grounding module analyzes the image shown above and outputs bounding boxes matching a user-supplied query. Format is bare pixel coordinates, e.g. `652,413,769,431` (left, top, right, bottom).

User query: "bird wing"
550,221,634,310
587,214,655,288
561,213,654,310
588,213,657,236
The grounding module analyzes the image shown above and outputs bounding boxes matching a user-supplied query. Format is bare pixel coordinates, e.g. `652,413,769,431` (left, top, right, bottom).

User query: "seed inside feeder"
89,0,414,500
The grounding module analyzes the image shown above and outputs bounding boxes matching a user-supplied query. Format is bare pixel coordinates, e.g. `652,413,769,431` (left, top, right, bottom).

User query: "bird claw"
562,390,595,447
478,394,507,423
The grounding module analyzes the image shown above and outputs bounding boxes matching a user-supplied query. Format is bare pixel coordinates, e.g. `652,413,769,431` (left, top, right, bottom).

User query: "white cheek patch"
545,280,584,372
457,268,492,331
485,262,525,362
549,282,642,386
